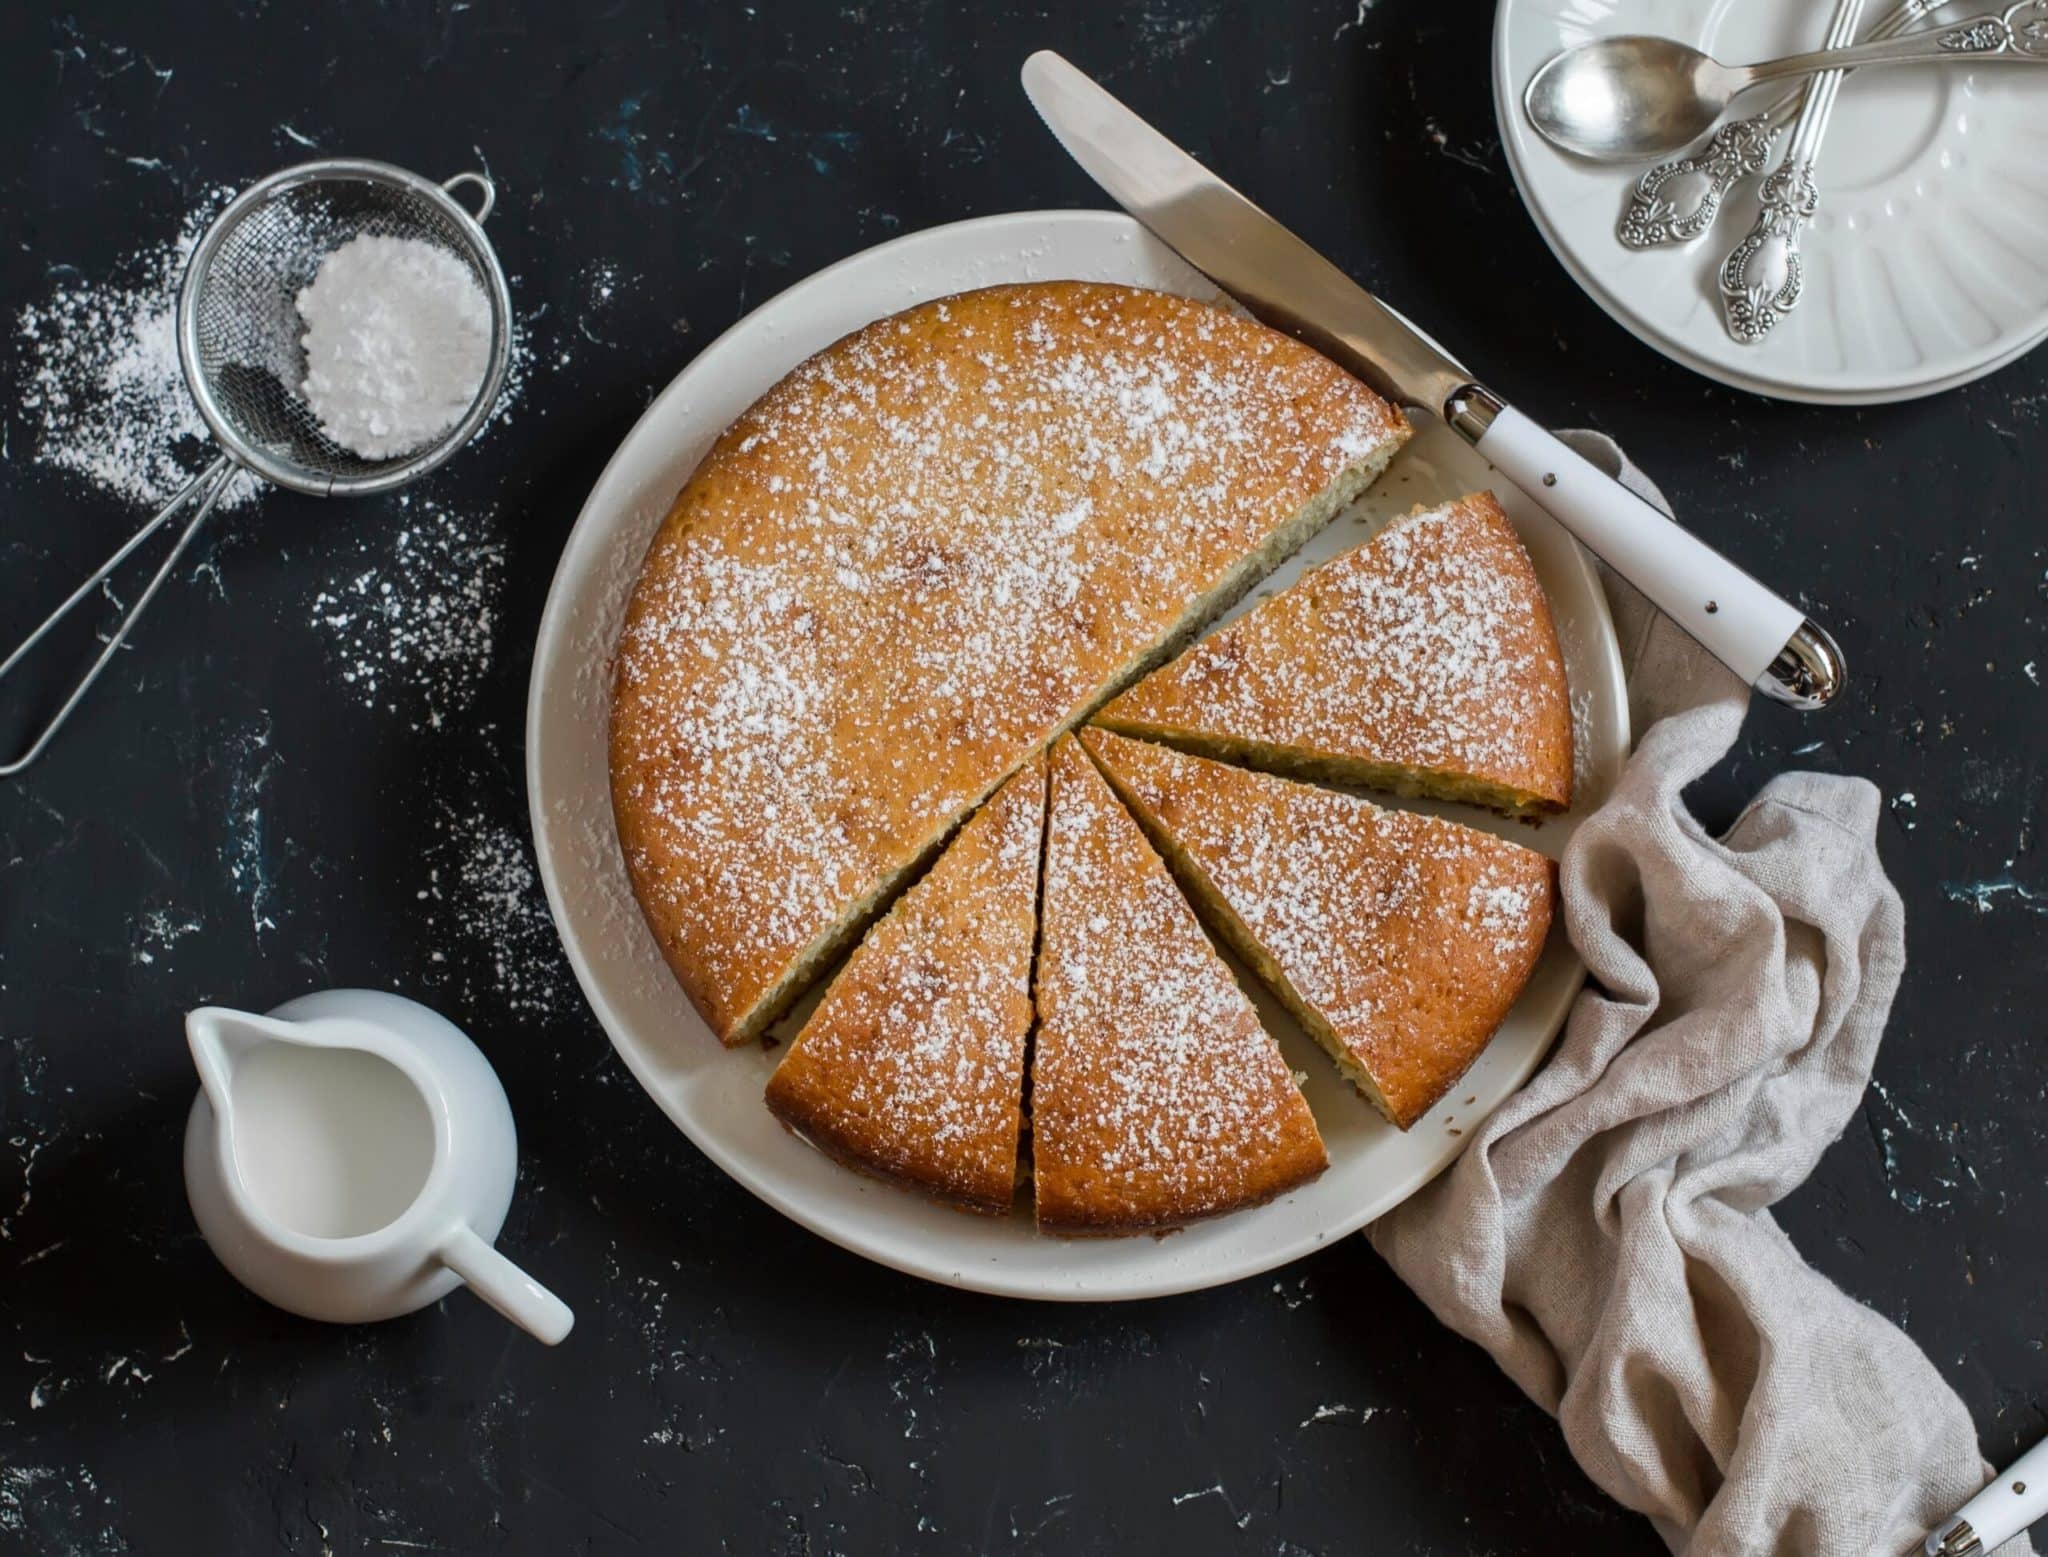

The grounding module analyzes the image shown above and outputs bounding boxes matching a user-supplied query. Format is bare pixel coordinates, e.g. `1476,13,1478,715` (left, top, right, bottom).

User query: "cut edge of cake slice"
1030,735,1327,1236
1080,727,1555,1131
1094,490,1573,820
1082,722,1558,821
764,754,1047,1214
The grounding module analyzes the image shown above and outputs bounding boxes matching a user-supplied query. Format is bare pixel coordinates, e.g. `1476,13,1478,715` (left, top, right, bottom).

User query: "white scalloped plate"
526,210,1629,1300
1495,0,2048,404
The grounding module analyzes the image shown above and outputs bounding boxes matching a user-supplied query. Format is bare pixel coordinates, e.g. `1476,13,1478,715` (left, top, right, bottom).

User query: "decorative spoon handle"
1618,0,1951,249
1717,0,1865,343
1618,113,1779,249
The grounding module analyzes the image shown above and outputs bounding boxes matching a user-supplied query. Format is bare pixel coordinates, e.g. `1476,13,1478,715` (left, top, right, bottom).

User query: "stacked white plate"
1494,0,2048,404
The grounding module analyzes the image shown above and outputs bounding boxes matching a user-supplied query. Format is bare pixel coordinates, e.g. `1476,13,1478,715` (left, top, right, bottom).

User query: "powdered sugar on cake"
766,762,1044,1206
1344,501,1548,768
1214,802,1549,1040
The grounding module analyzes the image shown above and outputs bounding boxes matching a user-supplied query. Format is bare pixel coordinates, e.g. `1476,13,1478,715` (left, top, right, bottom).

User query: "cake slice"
1095,491,1573,816
1030,736,1327,1235
1082,729,1555,1130
764,756,1046,1215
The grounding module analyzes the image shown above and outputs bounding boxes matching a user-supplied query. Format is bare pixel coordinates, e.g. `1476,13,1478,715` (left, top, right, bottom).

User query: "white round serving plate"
1494,0,2048,404
526,209,1630,1301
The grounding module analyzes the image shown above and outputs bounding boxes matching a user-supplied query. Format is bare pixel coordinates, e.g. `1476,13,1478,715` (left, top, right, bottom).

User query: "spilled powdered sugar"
13,187,260,511
304,493,505,727
130,906,203,968
417,801,575,1018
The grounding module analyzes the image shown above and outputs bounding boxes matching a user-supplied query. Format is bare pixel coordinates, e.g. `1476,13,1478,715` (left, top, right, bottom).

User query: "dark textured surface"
1,3,2042,1552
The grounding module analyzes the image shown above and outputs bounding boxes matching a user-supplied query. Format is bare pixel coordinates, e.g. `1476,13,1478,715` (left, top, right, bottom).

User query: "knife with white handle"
1019,49,1846,710
1923,1435,2048,1554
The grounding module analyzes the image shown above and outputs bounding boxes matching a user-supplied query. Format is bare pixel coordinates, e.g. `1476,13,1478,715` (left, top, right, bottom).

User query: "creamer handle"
437,1224,573,1345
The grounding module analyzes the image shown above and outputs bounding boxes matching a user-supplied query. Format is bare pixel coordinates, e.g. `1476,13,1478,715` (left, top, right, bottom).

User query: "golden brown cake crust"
1082,729,1555,1131
764,757,1045,1215
1096,491,1573,816
1031,737,1327,1235
609,281,1408,1043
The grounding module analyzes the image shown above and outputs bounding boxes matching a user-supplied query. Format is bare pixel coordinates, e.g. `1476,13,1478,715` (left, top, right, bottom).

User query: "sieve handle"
441,171,496,225
0,455,236,778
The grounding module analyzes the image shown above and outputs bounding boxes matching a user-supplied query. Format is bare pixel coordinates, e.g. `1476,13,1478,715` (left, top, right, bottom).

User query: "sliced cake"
610,280,1410,1044
1031,736,1327,1235
764,756,1046,1215
1082,729,1555,1130
1095,491,1572,816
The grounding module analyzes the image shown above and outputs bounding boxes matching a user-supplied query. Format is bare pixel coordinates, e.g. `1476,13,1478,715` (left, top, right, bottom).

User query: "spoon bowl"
1524,35,1735,162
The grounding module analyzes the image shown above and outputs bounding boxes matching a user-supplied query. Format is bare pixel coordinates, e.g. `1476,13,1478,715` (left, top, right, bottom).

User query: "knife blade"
1019,49,1844,711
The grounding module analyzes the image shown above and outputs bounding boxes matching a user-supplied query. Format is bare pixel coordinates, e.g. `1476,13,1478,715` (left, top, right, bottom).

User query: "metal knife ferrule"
1443,383,1505,443
1928,1516,1982,1556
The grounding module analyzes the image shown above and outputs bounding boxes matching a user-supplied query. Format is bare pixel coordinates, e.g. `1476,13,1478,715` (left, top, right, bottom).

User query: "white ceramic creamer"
183,989,572,1344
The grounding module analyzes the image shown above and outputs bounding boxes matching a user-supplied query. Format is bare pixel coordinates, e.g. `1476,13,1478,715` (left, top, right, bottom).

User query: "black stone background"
1,2,2042,1552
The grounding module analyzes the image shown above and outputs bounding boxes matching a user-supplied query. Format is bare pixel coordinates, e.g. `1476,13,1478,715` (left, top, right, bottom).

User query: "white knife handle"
1925,1436,2048,1555
1456,391,1844,709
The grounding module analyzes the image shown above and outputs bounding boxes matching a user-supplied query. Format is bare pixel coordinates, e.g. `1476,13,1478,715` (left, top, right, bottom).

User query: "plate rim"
525,207,1629,1301
1488,0,2048,406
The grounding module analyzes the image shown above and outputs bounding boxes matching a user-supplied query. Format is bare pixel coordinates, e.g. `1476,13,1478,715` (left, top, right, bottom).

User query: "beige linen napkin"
1370,432,2028,1557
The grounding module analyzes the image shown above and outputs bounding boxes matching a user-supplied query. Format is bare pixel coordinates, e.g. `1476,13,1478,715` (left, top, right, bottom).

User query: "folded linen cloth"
1370,433,2027,1557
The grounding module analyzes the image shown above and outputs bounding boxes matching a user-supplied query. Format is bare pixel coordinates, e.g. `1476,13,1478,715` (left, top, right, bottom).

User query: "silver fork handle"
1,455,236,777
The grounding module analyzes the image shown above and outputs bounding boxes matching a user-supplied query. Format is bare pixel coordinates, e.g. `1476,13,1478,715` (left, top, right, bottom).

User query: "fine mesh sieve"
181,161,511,494
2,159,513,775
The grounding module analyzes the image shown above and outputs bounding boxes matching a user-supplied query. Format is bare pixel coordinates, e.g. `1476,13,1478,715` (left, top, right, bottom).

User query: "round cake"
609,281,1409,1045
